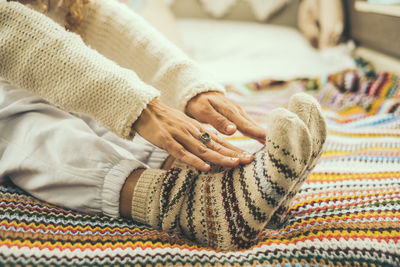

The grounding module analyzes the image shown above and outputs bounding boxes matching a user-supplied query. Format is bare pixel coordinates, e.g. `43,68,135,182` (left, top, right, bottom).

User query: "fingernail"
226,124,236,132
230,157,239,161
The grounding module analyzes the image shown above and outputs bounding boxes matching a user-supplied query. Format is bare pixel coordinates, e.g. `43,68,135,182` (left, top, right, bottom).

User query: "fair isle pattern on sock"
132,108,312,250
132,167,202,233
176,108,312,250
267,93,327,228
288,93,327,169
159,168,200,233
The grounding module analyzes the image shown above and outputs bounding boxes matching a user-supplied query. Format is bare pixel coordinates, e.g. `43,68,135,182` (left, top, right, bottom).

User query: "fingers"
210,99,266,143
174,129,242,168
167,122,254,169
189,101,237,135
134,98,252,172
207,111,237,135
237,108,266,144
186,92,265,144
211,133,254,164
164,125,247,171
164,136,211,172
194,119,254,164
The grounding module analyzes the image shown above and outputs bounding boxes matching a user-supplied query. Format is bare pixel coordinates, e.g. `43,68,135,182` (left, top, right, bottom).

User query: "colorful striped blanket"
1,66,399,266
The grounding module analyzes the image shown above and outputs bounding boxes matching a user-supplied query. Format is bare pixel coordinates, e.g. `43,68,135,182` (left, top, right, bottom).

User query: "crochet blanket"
1,66,399,266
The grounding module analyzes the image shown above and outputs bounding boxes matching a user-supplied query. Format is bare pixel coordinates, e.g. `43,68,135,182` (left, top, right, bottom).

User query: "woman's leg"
120,168,145,218
120,157,172,218
0,80,149,217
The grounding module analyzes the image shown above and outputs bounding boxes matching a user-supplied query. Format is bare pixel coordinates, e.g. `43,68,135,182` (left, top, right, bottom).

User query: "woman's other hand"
185,91,266,144
133,98,253,172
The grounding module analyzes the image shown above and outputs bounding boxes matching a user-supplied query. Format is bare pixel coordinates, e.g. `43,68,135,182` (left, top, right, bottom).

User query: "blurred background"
119,0,400,85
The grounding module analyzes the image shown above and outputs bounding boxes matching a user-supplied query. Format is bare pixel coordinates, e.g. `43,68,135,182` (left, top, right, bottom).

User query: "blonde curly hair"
16,0,89,32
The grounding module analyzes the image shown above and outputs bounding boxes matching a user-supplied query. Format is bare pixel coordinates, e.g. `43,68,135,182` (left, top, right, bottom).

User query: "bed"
1,1,400,266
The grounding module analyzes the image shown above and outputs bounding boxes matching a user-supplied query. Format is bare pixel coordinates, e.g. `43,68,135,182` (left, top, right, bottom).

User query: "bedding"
1,65,399,266
177,19,355,84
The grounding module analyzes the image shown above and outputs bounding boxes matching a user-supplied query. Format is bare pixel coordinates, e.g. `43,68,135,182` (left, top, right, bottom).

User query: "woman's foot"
267,93,327,228
128,107,312,250
175,108,312,250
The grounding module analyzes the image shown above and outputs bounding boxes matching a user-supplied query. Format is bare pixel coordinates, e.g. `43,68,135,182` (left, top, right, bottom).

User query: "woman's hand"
133,98,253,172
186,92,266,144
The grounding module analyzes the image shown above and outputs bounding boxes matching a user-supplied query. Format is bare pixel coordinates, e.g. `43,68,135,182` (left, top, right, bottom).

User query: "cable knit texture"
0,0,225,138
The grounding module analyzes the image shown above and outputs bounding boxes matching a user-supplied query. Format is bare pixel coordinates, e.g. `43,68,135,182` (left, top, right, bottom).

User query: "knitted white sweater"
0,0,225,139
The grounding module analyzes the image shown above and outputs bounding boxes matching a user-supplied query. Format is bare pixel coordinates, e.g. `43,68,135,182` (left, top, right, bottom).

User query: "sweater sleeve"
80,0,226,112
0,1,160,139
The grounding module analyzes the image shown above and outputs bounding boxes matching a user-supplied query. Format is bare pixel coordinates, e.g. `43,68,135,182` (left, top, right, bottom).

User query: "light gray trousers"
0,79,168,217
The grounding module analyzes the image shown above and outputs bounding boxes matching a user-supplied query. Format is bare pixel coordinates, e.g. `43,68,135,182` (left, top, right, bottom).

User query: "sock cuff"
131,168,165,225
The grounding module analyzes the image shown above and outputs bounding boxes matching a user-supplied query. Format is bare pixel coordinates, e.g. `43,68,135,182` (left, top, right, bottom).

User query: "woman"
0,0,326,250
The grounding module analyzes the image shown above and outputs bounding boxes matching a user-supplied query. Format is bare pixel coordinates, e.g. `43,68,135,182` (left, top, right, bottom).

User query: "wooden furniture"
346,0,400,59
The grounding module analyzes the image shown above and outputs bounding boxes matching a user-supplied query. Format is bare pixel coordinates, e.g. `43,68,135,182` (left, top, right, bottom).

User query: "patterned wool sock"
267,93,327,228
131,108,312,251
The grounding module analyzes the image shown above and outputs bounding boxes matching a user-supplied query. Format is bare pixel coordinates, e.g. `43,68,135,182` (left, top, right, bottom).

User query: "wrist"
131,97,161,137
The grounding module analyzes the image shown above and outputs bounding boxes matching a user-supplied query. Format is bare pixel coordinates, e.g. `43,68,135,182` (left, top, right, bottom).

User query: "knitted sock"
267,93,327,228
131,108,312,250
